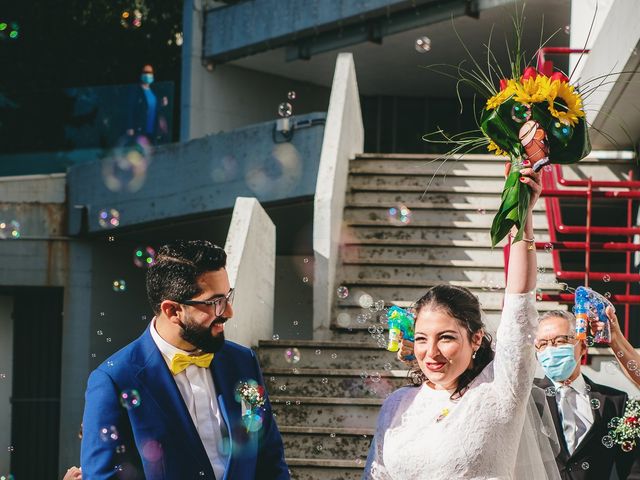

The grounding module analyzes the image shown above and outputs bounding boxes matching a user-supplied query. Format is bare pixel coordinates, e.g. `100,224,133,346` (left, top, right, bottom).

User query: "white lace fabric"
363,292,538,480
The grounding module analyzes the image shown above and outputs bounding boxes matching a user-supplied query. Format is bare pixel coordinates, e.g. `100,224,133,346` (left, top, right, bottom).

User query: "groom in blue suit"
81,240,289,479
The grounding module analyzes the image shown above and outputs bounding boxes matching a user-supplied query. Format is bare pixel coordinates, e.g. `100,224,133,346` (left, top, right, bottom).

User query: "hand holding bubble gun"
387,306,415,358
574,286,613,344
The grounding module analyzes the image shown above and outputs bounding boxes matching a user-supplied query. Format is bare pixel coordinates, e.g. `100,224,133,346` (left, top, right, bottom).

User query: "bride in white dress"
364,164,559,479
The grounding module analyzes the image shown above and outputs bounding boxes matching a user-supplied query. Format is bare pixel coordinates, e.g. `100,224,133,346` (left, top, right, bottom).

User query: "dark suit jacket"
81,328,289,479
535,375,640,480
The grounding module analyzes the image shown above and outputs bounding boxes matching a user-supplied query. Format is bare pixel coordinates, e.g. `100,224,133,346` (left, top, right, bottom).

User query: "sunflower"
547,80,585,126
485,80,518,110
513,75,552,104
487,139,509,157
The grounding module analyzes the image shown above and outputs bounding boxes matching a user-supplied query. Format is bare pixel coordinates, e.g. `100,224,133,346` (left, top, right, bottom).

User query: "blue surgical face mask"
141,73,154,85
537,344,578,382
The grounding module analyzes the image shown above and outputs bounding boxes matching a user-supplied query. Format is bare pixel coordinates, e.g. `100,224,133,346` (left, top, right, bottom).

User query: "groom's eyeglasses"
180,289,235,316
534,334,576,351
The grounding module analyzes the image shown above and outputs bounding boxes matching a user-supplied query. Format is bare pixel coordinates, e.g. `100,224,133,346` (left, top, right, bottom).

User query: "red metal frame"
504,162,640,339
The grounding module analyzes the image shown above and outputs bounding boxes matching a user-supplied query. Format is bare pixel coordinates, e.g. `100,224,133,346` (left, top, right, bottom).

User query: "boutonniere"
606,399,640,452
235,380,266,433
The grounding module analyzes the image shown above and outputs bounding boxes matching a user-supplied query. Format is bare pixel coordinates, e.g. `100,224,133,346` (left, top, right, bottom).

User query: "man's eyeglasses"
180,289,235,316
534,334,577,351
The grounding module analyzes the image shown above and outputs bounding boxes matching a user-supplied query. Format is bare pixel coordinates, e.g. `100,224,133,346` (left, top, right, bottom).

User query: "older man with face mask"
534,310,640,480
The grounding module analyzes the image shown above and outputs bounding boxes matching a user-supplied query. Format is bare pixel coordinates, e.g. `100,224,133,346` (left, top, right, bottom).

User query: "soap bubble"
98,209,120,229
141,439,163,462
100,425,119,442
590,398,600,409
277,102,292,118
603,274,611,282
133,246,156,268
245,143,302,196
358,294,374,309
211,155,239,183
315,349,322,355
336,313,351,327
0,220,20,239
628,360,638,371
511,103,531,124
545,386,556,397
602,435,614,448
586,336,594,347
119,389,141,409
321,378,328,384
337,286,349,299
0,21,19,41
581,462,589,470
544,243,553,253
287,91,296,100
272,334,280,341
356,313,371,324
102,135,151,192
623,441,635,452
112,279,126,292
388,204,412,225
242,411,264,432
415,36,431,52
284,348,301,364
563,25,571,35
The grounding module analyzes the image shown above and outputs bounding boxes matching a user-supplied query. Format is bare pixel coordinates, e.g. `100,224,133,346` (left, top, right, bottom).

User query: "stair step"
264,368,407,399
287,459,364,480
257,341,407,370
337,264,557,286
340,245,554,269
343,225,552,247
271,396,383,429
343,207,548,228
346,191,546,211
348,174,507,193
282,428,373,462
349,158,507,176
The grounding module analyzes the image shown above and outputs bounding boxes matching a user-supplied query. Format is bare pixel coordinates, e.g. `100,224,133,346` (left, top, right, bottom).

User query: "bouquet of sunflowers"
426,10,591,246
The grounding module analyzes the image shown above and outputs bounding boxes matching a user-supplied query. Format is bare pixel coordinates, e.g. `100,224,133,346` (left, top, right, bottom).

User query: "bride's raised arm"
492,160,542,406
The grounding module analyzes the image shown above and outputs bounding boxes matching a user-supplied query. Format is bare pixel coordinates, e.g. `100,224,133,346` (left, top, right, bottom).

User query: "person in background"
534,310,640,479
126,64,168,143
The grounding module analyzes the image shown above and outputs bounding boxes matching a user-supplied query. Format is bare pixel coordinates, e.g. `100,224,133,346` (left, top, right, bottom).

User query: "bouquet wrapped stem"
491,158,530,246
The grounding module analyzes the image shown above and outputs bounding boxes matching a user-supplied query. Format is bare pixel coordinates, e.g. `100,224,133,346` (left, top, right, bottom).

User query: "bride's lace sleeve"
492,291,538,412
362,389,407,479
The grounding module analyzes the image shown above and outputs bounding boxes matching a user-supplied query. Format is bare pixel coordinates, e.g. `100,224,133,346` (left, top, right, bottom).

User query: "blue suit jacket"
81,328,289,479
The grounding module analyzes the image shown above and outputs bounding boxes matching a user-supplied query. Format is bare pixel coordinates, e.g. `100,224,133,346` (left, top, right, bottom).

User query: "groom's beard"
179,315,226,353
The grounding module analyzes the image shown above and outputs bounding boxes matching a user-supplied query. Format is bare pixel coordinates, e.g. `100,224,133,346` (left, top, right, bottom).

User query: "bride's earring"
472,349,477,359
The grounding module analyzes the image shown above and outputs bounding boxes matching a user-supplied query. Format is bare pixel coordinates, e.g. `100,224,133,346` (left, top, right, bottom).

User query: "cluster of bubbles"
0,21,19,41
244,143,302,196
0,220,20,239
102,135,152,193
100,425,120,442
133,246,156,268
284,347,301,364
277,91,296,118
99,209,120,229
112,279,127,292
388,204,412,225
511,104,532,124
414,36,431,53
120,9,144,29
120,389,141,409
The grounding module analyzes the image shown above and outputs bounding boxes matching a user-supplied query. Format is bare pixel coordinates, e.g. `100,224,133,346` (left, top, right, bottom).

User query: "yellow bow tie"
169,353,214,375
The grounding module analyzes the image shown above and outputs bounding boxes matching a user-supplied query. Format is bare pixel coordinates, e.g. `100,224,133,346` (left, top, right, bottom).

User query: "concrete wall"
224,197,276,347
313,53,364,339
68,112,326,234
568,0,615,80
181,0,330,140
0,295,13,472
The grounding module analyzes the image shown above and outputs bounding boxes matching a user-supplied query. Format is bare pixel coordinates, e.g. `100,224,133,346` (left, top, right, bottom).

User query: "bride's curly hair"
407,284,494,400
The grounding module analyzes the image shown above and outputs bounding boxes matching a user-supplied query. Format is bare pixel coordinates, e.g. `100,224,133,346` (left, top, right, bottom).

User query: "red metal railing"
504,161,640,338
536,47,590,77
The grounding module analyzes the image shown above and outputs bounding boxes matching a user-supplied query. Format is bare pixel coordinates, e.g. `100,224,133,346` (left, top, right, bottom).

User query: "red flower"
499,79,509,91
521,67,538,81
625,416,638,426
550,71,570,83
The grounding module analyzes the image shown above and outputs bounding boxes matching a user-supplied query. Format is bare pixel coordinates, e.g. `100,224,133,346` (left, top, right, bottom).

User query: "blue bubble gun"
574,286,614,344
387,306,415,355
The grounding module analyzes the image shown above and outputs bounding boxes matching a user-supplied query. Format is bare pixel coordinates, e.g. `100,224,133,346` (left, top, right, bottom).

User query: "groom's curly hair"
408,284,494,400
146,240,227,314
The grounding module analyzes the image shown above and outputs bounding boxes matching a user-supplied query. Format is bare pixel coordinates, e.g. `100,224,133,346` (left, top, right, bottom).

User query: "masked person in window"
126,64,169,144
534,310,640,479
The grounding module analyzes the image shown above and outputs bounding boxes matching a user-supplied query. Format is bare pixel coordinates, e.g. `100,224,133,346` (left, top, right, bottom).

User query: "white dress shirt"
553,374,594,453
150,319,228,478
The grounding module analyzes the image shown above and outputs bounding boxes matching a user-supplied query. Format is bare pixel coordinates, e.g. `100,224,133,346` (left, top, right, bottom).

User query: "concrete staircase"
257,153,566,479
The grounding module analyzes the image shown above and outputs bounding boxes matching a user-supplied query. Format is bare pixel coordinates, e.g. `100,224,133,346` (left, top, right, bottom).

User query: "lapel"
134,328,211,466
538,376,571,462
570,375,606,458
